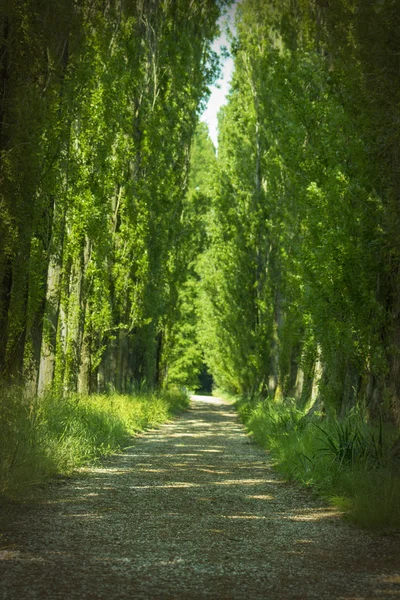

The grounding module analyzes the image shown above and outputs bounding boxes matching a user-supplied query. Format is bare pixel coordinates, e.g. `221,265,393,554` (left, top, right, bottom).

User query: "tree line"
0,0,226,396
193,0,400,423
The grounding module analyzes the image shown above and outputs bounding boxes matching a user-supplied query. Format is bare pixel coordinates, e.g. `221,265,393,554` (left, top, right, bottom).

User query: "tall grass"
0,386,188,496
236,395,400,530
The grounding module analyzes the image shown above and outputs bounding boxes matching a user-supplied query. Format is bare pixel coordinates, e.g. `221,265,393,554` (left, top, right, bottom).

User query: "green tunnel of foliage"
2,0,400,458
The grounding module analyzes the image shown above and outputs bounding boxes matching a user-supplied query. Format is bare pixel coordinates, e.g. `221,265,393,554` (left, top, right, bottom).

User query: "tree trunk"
389,285,400,425
63,236,91,393
116,329,127,392
0,261,12,375
77,328,91,395
37,246,63,395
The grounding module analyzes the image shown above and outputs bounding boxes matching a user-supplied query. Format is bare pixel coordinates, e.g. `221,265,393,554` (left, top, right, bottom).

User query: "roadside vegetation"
0,387,188,497
236,394,400,530
2,0,400,534
193,1,400,532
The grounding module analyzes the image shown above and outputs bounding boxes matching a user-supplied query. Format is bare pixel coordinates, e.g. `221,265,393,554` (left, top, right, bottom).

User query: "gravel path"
1,395,399,599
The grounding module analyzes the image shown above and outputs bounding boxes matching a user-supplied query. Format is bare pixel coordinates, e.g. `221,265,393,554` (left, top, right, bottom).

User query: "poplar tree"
199,0,398,422
0,0,229,395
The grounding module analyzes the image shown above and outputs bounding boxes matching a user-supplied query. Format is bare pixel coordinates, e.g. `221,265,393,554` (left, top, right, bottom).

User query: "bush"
0,386,189,496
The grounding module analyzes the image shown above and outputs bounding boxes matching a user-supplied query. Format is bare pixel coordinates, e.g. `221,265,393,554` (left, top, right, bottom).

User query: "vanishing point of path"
1,396,399,599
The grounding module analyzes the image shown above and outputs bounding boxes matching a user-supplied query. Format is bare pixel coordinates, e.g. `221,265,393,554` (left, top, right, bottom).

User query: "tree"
0,0,230,397
198,0,396,423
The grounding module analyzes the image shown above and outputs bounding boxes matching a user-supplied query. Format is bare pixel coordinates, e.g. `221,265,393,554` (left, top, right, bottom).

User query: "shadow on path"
1,396,399,599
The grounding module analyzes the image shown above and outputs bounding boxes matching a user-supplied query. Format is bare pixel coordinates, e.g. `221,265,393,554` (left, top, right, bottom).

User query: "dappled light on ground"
1,396,399,599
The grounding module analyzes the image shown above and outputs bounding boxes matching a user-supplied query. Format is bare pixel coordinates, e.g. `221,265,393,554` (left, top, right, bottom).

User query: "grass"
0,386,189,497
236,394,400,531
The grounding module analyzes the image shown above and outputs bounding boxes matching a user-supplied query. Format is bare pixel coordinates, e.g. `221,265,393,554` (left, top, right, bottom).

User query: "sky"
200,3,238,148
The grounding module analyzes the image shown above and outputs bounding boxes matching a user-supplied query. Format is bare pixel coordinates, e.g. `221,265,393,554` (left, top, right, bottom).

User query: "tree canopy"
0,0,227,394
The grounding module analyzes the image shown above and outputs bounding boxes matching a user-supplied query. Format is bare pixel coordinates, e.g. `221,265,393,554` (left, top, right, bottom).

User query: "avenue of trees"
2,0,400,430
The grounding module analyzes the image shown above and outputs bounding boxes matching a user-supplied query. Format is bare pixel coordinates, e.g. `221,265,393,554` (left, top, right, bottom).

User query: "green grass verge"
236,395,400,531
0,386,189,496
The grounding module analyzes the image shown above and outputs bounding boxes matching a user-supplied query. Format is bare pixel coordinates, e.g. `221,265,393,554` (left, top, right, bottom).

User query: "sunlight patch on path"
190,394,228,405
1,396,399,600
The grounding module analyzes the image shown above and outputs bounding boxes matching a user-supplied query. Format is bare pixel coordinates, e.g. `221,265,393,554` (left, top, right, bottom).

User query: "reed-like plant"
237,395,400,530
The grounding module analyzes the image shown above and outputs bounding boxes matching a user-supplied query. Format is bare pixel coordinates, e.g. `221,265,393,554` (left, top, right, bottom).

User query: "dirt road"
1,396,399,599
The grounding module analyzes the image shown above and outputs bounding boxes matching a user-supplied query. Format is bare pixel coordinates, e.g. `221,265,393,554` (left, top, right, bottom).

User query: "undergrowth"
236,395,400,530
0,386,188,497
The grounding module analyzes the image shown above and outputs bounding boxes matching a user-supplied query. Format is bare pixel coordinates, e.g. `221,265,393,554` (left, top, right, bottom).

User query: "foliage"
237,394,400,530
0,384,189,497
162,122,217,389
197,0,400,426
195,1,400,531
0,0,228,396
